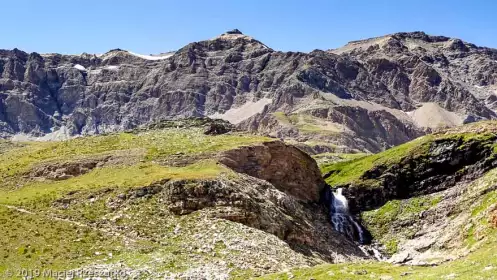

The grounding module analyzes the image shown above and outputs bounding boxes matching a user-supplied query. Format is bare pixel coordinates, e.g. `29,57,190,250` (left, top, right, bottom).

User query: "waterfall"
321,187,372,245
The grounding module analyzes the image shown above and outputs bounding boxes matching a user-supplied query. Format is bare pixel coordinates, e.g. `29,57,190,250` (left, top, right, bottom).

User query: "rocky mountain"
1,30,497,152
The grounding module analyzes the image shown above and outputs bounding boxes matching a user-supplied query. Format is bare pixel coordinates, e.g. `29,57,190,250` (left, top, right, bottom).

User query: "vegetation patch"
273,112,341,135
361,195,441,253
321,135,433,186
384,238,399,255
1,127,303,276
314,152,367,168
0,206,125,273
471,190,497,218
272,112,292,125
0,139,24,154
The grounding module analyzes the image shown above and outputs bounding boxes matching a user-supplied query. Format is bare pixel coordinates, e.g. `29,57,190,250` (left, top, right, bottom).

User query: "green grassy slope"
0,127,272,277
320,129,497,187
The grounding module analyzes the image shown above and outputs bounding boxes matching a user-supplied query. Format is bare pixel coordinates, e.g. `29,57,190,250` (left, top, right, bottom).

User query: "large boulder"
218,141,326,202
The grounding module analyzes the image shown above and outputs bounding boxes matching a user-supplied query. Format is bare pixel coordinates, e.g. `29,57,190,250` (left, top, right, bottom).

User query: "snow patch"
128,51,174,60
73,64,86,71
474,85,486,89
105,65,119,70
209,98,272,124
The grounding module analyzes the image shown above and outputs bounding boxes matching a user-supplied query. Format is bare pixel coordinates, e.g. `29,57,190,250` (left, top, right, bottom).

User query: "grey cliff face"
1,30,497,151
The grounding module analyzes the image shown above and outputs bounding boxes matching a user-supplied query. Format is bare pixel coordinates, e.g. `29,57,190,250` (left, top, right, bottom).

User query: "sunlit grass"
0,160,227,207
0,128,271,188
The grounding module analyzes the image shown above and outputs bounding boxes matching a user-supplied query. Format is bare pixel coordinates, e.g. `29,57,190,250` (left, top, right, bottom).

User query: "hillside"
1,119,497,279
2,30,497,152
0,119,372,279
259,121,497,279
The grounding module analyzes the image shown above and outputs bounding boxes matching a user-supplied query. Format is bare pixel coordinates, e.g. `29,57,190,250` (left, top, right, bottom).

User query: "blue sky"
3,0,496,54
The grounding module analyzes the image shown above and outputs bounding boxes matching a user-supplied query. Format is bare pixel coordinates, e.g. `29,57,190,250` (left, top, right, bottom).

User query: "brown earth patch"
489,207,497,228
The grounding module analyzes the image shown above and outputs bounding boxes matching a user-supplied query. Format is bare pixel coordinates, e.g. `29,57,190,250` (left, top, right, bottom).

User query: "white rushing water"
327,188,372,245
324,187,385,259
332,188,349,213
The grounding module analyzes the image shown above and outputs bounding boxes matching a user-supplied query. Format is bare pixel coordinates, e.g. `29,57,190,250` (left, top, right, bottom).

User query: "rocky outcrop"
121,140,368,262
29,158,103,180
218,141,326,202
323,123,497,265
93,140,369,263
162,175,366,262
203,122,232,135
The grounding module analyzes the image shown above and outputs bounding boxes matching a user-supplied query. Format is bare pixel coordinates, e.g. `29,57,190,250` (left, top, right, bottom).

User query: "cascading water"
321,187,372,245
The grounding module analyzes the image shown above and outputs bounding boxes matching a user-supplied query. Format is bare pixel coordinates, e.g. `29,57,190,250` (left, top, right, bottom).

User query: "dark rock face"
1,31,497,151
331,32,497,117
225,29,243,35
218,141,326,202
342,135,497,213
351,124,497,265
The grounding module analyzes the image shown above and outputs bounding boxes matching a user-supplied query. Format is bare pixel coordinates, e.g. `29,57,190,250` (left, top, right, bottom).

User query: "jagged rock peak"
391,31,450,42
329,31,488,56
107,48,126,53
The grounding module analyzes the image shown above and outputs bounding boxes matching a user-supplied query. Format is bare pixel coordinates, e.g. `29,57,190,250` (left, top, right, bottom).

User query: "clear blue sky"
3,0,496,55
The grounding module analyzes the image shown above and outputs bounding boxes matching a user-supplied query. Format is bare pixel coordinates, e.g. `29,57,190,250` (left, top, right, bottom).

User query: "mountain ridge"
1,30,496,152
29,30,497,58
